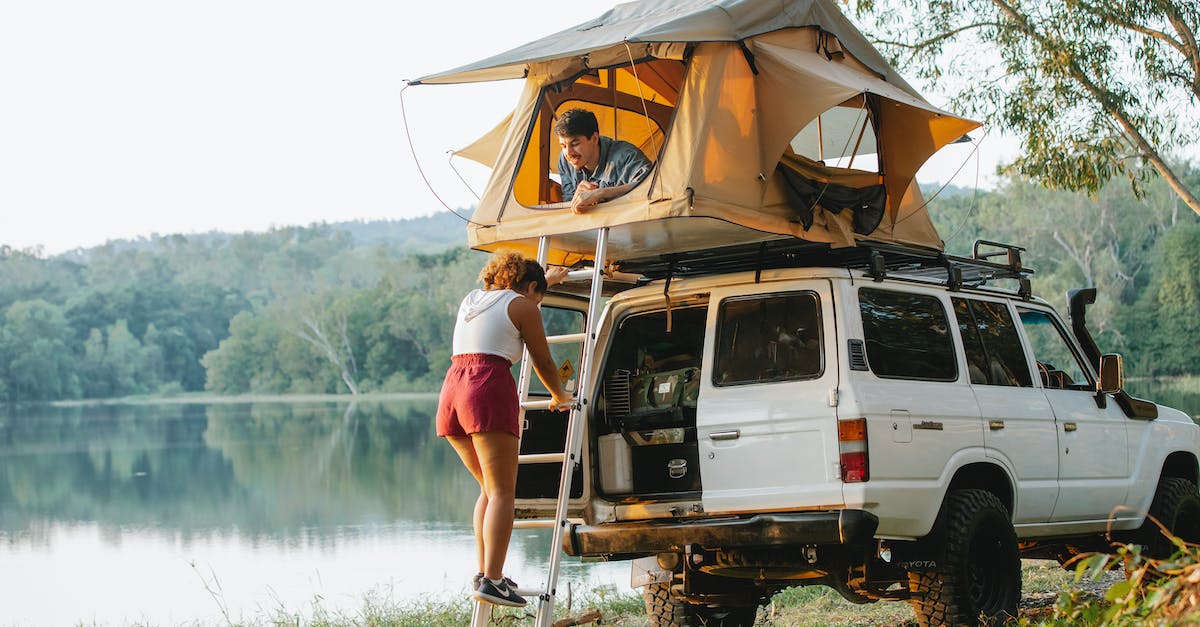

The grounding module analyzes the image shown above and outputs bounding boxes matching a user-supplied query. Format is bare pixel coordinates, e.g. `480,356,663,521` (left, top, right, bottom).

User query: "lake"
0,397,627,626
1,383,1197,626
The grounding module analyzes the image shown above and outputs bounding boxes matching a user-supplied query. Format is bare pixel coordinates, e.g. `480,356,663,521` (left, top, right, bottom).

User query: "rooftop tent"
412,0,980,265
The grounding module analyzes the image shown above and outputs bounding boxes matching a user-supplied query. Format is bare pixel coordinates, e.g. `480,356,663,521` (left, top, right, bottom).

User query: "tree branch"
1164,6,1200,99
873,22,1003,54
1075,1,1187,55
990,0,1200,218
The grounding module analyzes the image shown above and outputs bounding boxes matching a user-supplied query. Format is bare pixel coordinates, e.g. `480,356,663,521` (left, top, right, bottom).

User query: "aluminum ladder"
470,228,609,627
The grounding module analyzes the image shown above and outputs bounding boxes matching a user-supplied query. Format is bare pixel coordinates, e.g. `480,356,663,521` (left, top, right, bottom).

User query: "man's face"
558,132,600,172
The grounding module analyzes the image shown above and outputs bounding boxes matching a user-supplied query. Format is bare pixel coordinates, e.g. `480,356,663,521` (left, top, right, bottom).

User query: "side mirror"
1098,353,1124,394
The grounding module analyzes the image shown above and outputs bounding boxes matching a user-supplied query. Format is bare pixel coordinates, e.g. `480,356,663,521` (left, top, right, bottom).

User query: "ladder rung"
514,586,545,597
547,332,586,344
520,399,552,411
519,452,565,464
564,269,595,282
512,518,557,529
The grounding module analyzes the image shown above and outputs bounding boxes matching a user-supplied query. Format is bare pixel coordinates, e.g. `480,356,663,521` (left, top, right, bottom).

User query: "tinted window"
520,306,585,395
859,289,957,381
953,299,1033,387
1017,309,1092,391
714,292,822,386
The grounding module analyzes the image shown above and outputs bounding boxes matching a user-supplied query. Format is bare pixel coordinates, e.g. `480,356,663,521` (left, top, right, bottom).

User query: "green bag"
630,367,699,413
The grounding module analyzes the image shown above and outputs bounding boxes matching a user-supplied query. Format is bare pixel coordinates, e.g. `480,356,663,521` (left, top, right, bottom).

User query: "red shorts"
436,353,520,438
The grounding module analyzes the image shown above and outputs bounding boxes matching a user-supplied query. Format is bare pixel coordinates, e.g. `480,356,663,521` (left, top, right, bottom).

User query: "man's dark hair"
553,108,599,138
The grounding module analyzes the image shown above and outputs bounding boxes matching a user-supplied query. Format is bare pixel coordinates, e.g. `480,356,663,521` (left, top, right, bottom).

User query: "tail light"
838,418,869,483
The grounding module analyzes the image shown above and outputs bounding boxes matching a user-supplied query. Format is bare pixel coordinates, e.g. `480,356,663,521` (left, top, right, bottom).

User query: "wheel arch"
945,462,1015,517
1161,451,1199,485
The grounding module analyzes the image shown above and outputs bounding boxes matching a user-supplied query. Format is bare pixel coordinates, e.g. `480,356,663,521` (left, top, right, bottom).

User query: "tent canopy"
413,0,980,265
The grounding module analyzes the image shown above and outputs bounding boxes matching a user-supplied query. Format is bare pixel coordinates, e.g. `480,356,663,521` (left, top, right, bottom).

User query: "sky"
0,0,1018,255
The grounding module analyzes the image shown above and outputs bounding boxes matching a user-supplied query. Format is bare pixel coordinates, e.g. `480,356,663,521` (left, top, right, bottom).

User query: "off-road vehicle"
517,240,1200,626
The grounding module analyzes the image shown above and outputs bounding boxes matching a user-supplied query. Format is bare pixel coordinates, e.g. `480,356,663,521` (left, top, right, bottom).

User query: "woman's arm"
509,297,573,411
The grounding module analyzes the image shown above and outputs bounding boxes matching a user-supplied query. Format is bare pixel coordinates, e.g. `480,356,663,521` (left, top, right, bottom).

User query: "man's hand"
570,181,606,214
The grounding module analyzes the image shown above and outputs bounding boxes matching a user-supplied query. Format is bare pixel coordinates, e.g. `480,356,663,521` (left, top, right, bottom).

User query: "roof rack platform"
614,238,1034,295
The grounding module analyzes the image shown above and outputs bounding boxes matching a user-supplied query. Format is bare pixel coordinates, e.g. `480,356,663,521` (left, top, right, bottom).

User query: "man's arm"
570,141,652,214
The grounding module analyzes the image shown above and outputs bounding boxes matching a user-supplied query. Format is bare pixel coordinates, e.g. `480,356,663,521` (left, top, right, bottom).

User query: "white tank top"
451,289,525,363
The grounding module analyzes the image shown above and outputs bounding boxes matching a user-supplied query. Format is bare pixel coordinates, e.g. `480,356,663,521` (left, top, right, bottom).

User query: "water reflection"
0,398,625,625
1126,380,1200,422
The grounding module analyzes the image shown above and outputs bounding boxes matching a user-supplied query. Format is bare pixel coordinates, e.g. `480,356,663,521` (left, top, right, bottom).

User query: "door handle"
708,430,741,441
1064,422,1078,432
989,420,1005,431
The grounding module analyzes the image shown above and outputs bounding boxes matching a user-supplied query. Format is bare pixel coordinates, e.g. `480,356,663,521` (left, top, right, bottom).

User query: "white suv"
516,240,1200,626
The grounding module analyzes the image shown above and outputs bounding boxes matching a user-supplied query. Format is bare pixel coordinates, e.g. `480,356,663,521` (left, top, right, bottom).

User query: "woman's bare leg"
446,435,487,573
472,431,521,580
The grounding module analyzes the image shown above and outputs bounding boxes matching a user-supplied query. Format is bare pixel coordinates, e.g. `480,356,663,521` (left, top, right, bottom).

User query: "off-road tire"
643,582,758,626
908,489,1020,626
1132,477,1200,559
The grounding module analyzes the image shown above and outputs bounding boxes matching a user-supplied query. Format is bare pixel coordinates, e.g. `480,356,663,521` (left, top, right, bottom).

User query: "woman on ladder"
437,251,573,607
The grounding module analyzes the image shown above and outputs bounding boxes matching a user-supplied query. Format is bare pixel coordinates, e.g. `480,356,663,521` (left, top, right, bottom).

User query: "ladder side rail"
514,236,551,432
535,227,609,627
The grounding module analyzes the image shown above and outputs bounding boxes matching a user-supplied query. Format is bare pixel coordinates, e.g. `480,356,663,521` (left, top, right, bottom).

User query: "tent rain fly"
412,0,981,266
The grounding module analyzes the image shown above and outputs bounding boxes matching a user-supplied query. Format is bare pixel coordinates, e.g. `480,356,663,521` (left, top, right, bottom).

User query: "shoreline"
48,391,440,408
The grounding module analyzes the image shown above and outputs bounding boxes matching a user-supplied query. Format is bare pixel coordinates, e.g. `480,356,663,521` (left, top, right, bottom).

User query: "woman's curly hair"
479,250,547,294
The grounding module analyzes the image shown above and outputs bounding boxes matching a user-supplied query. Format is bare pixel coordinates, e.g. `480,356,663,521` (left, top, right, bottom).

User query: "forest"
0,166,1197,403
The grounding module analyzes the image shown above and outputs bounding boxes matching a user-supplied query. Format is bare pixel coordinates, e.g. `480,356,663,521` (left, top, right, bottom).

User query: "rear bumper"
566,509,878,557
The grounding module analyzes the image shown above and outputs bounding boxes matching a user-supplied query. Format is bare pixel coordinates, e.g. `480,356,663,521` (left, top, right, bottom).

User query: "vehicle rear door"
696,280,840,513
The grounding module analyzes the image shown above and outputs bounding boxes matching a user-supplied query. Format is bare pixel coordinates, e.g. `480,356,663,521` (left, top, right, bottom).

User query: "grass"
157,559,1110,627
83,549,1200,626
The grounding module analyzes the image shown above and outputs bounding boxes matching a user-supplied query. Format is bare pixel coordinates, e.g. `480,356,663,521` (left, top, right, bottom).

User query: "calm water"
0,398,626,626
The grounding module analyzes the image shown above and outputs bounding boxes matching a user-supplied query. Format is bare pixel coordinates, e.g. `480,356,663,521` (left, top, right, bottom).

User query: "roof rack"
615,238,1034,296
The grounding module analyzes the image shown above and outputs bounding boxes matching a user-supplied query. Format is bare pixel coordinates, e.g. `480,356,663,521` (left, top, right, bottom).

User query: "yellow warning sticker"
558,359,575,384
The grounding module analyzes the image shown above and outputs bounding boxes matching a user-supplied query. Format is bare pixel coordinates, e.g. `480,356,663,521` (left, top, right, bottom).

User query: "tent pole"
847,111,868,170
817,114,824,163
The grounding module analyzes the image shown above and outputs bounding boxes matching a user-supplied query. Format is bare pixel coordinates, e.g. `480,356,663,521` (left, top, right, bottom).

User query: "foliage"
200,248,482,395
0,216,465,402
1047,539,1200,625
925,163,1200,376
855,0,1200,216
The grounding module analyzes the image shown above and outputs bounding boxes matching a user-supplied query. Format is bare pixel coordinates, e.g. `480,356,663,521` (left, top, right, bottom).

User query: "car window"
714,292,823,386
953,298,1033,387
859,288,957,381
1016,308,1093,391
520,306,585,395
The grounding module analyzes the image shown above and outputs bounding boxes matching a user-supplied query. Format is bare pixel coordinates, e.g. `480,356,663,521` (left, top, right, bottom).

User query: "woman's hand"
549,389,574,412
545,265,569,287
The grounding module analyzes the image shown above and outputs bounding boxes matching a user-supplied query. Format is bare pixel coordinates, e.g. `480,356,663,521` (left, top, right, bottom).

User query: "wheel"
908,489,1020,626
1131,477,1200,559
643,582,758,626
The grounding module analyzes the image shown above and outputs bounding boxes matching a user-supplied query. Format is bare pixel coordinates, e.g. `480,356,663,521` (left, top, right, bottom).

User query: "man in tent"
555,108,652,214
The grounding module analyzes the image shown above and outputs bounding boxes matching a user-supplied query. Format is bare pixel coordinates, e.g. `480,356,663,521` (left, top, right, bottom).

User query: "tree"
279,288,362,395
1133,223,1200,375
0,300,81,401
856,0,1200,216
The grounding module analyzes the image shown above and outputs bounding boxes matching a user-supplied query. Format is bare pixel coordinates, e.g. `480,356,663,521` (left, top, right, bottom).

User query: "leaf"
1105,580,1133,601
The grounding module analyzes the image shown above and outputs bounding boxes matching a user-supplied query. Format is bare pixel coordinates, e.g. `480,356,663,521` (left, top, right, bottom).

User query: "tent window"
513,59,684,208
789,98,879,173
775,95,888,236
